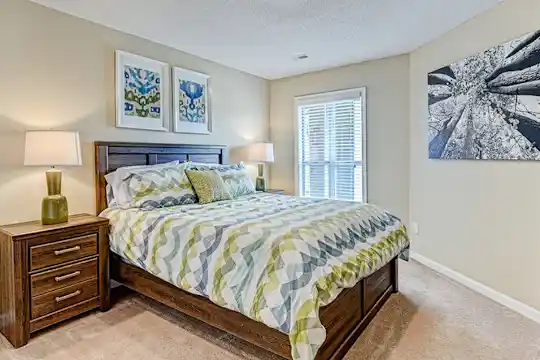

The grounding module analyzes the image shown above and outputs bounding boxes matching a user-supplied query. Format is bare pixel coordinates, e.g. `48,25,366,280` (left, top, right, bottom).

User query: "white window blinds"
296,88,366,202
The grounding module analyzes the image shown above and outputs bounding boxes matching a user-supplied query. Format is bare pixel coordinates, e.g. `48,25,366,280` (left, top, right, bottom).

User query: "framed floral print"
172,67,211,134
115,51,169,131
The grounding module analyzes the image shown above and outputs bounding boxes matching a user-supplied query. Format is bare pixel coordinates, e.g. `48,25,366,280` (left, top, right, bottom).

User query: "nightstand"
0,214,109,348
266,189,285,195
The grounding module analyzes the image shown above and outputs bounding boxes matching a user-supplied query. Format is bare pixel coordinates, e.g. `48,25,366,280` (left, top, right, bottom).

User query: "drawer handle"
55,290,81,303
54,246,81,256
55,271,81,282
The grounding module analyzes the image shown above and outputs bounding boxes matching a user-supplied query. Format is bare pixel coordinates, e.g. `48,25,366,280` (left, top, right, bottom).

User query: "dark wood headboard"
94,141,228,214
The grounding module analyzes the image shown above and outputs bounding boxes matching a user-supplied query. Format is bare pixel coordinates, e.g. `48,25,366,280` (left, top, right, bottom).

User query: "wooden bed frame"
95,141,399,360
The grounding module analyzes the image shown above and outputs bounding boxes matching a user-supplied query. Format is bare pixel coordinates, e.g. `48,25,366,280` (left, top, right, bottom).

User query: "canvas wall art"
172,67,211,134
428,30,540,160
116,51,169,131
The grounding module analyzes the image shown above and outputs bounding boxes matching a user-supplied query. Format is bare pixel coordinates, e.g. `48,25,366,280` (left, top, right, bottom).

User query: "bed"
95,141,409,360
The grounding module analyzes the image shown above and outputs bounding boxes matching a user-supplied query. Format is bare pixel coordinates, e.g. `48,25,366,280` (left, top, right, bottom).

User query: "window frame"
294,87,368,202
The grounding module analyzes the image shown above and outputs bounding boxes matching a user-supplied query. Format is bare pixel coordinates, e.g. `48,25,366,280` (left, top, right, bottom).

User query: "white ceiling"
30,0,502,79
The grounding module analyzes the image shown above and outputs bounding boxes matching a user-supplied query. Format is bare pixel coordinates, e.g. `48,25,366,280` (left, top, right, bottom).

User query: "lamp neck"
45,168,62,196
257,163,265,178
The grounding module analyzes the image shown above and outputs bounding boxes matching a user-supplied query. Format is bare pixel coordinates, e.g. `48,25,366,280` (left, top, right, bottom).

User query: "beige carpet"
2,260,540,360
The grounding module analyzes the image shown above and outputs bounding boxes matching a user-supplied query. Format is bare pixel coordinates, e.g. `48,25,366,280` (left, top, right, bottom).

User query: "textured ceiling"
29,0,502,79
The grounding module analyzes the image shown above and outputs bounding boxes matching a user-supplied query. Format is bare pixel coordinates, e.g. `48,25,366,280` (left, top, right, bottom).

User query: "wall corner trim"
410,252,540,324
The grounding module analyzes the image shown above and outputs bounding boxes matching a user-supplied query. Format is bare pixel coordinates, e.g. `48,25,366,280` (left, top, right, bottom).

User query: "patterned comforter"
101,193,409,359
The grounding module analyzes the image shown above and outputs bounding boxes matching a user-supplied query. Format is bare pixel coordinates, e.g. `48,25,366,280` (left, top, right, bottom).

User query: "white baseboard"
410,252,540,324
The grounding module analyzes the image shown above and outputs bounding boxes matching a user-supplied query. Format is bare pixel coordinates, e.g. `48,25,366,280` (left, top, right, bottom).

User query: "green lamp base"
256,177,266,192
256,163,267,192
42,195,68,225
41,168,68,225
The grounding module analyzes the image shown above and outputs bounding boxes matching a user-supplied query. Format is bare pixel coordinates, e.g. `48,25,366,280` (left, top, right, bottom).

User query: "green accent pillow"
185,169,233,204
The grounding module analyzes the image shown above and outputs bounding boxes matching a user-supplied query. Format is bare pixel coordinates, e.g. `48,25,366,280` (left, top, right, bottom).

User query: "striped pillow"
122,163,197,209
187,162,255,198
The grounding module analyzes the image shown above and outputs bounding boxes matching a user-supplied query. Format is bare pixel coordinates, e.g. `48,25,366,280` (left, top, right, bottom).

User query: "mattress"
101,193,409,360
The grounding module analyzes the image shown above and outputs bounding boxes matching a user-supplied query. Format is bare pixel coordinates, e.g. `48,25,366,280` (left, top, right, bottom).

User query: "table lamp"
24,131,82,225
247,142,274,192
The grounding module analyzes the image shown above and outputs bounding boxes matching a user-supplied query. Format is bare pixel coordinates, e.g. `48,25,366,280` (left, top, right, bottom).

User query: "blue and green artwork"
178,80,206,123
124,65,161,119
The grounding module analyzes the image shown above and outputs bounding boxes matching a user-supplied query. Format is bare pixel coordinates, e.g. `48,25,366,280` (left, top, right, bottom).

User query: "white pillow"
105,160,180,207
106,184,117,207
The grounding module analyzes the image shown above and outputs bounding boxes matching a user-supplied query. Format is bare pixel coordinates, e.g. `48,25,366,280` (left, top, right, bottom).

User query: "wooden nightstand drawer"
31,258,98,297
31,278,98,319
29,298,99,333
30,234,98,271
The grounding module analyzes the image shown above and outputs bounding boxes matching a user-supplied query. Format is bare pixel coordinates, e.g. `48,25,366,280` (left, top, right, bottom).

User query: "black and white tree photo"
428,30,540,160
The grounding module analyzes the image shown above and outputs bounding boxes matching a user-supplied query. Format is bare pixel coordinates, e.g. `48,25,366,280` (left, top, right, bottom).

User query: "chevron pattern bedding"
101,193,409,360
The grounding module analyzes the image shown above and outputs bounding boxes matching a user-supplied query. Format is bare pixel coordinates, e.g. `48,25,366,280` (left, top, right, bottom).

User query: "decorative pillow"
105,160,180,207
187,162,255,198
185,169,233,204
121,163,197,209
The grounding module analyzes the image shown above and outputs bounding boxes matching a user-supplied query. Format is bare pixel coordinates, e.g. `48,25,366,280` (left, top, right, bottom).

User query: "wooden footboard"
111,253,399,360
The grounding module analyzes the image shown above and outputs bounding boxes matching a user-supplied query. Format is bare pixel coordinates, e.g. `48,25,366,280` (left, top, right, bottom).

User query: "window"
295,88,366,202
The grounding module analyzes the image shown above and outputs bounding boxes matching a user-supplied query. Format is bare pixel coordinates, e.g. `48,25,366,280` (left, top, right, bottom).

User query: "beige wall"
410,0,540,310
0,0,269,224
270,55,410,224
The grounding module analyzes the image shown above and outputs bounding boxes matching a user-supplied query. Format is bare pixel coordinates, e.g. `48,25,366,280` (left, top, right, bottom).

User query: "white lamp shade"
247,142,274,163
24,131,82,166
